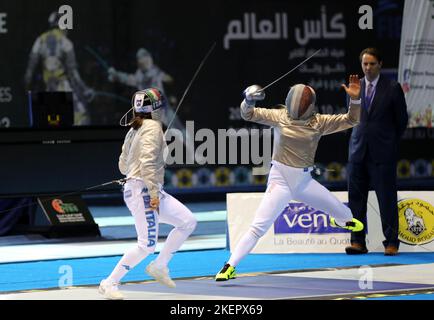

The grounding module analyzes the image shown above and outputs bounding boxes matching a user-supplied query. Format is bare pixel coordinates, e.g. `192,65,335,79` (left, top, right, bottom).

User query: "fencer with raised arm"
215,75,364,281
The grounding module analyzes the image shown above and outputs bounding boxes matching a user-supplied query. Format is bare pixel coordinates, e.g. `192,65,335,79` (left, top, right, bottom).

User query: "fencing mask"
120,87,166,126
132,87,166,121
285,84,316,120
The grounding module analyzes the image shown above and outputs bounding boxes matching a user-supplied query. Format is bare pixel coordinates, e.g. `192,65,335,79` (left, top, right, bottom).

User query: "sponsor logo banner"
39,195,96,225
274,203,352,234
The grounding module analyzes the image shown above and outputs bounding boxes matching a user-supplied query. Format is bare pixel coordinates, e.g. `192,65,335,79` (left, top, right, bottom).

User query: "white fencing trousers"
107,179,197,283
228,160,353,267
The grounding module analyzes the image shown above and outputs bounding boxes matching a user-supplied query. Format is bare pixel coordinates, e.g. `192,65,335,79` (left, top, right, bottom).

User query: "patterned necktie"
366,82,374,110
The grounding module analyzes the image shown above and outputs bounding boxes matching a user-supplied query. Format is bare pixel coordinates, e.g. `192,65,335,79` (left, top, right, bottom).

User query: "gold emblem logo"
398,199,434,245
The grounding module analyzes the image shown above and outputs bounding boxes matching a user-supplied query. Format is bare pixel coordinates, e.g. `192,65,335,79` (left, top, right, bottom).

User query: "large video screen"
0,0,403,130
1,0,434,196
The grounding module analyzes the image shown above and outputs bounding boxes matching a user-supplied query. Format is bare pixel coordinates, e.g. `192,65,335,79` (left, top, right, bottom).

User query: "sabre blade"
259,49,322,92
165,42,216,133
85,46,110,71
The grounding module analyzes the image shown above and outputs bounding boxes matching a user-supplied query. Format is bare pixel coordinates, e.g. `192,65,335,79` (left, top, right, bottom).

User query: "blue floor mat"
0,249,433,293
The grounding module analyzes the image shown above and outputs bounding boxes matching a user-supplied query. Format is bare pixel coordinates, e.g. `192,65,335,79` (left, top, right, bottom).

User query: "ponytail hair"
130,112,151,130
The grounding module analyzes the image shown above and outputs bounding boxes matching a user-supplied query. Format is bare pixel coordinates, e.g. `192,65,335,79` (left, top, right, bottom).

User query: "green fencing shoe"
215,263,236,281
330,218,364,232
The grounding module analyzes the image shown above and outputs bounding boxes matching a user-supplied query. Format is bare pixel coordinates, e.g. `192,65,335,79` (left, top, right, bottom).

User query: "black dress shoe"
345,243,368,255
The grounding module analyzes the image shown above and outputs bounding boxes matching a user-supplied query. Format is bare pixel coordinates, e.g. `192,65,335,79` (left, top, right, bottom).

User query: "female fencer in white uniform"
216,75,364,281
99,88,197,299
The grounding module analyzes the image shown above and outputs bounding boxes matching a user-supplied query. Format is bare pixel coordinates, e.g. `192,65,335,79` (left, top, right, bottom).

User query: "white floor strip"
275,263,434,285
0,234,226,264
94,211,226,227
0,287,249,300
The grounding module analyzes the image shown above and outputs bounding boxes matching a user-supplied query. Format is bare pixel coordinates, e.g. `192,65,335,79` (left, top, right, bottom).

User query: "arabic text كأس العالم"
223,6,346,50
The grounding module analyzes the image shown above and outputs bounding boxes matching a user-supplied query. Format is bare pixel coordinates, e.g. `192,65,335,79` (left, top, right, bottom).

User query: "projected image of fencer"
24,11,94,125
215,76,365,281
99,88,197,300
108,48,184,133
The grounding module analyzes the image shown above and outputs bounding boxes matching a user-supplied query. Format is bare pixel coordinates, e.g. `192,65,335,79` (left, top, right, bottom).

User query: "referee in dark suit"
346,48,408,256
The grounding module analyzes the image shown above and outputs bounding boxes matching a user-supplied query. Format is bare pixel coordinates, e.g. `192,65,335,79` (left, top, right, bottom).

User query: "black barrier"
0,126,433,196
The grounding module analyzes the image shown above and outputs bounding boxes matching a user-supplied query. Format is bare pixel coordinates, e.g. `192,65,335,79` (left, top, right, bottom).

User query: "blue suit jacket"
348,74,408,164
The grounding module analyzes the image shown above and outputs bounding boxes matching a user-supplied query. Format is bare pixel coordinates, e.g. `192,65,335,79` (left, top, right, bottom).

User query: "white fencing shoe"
145,261,176,288
98,279,125,300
